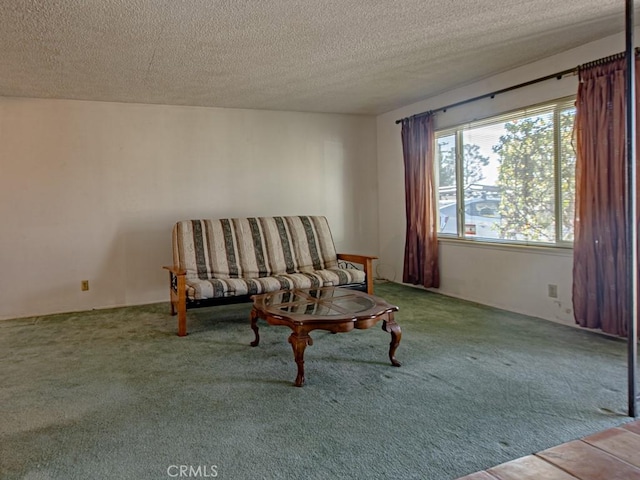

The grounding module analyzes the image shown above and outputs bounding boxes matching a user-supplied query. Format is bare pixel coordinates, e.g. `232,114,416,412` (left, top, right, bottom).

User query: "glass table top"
263,288,376,317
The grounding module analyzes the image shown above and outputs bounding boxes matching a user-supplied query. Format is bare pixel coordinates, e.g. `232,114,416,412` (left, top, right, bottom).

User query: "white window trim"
435,96,576,249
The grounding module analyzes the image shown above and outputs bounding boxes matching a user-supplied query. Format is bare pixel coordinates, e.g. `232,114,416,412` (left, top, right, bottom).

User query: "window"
436,98,576,246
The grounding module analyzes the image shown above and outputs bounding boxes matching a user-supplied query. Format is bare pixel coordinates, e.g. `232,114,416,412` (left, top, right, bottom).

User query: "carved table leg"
250,309,260,347
382,314,402,367
288,332,314,387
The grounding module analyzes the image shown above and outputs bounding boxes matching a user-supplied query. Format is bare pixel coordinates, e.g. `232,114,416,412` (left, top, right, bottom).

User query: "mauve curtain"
573,56,638,336
401,114,440,288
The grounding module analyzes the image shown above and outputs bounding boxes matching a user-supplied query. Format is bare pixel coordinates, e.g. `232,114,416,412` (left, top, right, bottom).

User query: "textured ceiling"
0,1,635,114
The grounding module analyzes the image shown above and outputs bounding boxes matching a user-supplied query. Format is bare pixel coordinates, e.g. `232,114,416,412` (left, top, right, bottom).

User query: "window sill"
437,236,573,257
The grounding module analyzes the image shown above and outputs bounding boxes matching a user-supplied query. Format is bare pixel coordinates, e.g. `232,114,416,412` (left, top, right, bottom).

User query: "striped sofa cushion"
185,268,365,301
172,216,364,300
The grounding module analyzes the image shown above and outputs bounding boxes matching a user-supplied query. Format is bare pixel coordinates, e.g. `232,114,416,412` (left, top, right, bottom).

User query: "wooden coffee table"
249,286,401,386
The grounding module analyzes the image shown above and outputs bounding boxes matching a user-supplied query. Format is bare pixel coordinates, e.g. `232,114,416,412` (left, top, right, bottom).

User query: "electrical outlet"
81,280,89,291
548,284,558,298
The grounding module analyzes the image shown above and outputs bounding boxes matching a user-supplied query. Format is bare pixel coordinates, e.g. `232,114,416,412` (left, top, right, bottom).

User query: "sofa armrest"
163,265,186,294
337,253,377,295
163,265,186,276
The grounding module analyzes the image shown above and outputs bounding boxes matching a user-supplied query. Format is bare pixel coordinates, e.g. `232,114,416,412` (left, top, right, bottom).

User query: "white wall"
0,98,378,320
376,30,637,326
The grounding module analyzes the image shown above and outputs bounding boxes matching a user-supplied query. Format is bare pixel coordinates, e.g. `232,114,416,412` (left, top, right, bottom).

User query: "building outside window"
435,97,576,247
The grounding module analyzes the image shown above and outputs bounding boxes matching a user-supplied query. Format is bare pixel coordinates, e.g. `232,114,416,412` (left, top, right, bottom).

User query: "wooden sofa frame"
163,215,377,337
164,254,375,336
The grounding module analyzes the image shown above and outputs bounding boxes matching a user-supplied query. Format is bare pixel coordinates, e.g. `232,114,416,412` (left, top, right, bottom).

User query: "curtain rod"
394,68,577,124
394,48,640,125
580,50,627,70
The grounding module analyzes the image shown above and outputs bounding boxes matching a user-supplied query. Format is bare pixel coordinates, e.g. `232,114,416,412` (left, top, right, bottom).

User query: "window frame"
435,96,576,249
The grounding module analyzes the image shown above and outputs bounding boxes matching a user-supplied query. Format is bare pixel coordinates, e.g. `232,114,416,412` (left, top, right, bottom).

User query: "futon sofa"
163,216,376,336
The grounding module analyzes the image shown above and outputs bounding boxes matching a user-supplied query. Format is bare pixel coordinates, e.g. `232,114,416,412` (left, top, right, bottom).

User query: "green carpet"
0,281,634,480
